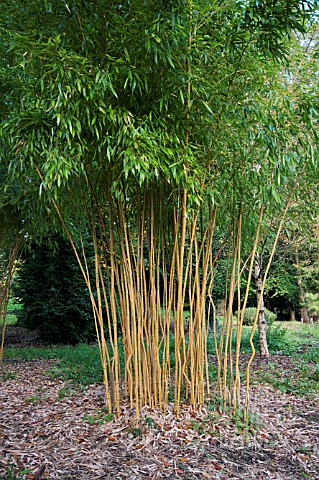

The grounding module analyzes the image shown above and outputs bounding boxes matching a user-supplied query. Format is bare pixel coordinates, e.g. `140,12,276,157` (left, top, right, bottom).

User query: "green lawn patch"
250,322,319,397
3,344,102,386
0,300,22,326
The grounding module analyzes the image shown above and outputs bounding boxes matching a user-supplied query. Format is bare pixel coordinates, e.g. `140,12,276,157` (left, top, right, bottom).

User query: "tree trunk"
255,256,269,357
217,298,226,317
300,305,310,324
289,309,296,322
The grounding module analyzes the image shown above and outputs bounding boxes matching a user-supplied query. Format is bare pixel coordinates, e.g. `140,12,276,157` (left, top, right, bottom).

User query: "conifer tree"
13,235,95,344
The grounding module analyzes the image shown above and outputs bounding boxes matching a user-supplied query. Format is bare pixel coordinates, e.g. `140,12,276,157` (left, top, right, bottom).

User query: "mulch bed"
1,356,318,480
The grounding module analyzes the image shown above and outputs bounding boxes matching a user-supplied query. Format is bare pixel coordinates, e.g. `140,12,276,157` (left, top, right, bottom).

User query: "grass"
2,313,18,326
249,321,319,396
207,320,319,397
83,409,114,425
4,344,103,386
0,299,22,326
5,466,32,480
3,320,319,397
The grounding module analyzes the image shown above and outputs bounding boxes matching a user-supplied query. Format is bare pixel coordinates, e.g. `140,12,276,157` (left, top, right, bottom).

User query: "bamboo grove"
1,0,319,417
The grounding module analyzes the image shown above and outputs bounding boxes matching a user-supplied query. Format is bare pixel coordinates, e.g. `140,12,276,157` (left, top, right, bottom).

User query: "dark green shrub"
238,307,277,326
13,235,96,344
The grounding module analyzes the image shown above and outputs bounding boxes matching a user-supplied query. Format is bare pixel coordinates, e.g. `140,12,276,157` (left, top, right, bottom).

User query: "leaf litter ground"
0,356,318,480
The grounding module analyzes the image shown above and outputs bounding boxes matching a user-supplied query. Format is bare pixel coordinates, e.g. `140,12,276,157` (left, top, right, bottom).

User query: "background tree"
265,237,301,321
13,235,96,344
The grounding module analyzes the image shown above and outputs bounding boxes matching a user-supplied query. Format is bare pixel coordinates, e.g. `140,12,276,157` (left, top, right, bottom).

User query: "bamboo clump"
28,0,304,420
34,153,302,423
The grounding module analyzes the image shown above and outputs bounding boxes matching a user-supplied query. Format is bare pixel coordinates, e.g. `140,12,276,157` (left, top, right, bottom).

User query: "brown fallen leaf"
201,472,213,479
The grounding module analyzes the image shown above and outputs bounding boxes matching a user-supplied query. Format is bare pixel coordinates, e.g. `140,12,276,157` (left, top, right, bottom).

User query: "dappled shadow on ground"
0,357,318,480
2,325,42,348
